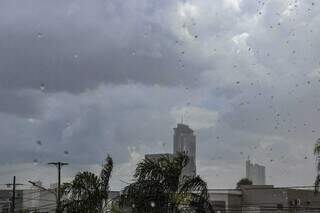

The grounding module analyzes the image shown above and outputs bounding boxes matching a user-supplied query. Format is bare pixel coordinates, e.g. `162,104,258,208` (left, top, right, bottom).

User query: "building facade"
246,159,266,185
173,123,196,177
208,185,320,213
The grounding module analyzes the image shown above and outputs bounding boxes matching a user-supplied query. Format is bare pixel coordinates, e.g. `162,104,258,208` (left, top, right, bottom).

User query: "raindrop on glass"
40,84,45,91
33,159,39,165
150,201,156,208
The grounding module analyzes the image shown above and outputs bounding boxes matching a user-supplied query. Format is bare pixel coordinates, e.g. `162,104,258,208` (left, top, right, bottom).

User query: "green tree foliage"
236,178,253,189
62,155,113,213
120,153,214,213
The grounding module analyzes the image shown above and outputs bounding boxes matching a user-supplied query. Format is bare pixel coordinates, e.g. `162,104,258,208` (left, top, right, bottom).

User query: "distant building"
0,181,57,213
208,185,320,213
144,123,197,177
173,123,196,177
246,158,266,185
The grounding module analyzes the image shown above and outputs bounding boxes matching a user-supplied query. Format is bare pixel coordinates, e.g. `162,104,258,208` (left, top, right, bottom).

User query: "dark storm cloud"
0,90,42,117
0,0,201,93
1,0,320,189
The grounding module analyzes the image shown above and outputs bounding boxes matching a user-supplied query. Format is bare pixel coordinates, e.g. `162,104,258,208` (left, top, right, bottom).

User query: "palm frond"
100,154,113,193
314,142,320,155
188,193,215,213
179,175,208,198
134,157,164,181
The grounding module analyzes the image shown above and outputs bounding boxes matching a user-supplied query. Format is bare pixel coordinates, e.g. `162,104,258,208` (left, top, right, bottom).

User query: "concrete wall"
208,190,242,213
242,187,288,213
241,186,320,213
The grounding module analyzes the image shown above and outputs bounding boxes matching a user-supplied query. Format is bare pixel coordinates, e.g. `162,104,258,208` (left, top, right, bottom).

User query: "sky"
0,0,320,190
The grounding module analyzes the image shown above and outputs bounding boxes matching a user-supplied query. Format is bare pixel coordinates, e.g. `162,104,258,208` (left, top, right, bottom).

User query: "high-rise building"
246,158,266,185
173,123,196,177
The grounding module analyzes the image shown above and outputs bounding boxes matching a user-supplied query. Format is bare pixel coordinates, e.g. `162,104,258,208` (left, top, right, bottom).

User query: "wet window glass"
1,0,320,212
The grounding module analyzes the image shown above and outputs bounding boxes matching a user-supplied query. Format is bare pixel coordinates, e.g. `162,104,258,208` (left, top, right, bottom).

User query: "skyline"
0,0,320,190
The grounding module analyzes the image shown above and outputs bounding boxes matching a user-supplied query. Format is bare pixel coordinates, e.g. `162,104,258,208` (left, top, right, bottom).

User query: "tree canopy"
236,178,253,189
120,153,214,213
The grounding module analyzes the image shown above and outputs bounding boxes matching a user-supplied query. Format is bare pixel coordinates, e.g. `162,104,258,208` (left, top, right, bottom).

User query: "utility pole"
6,176,23,213
48,162,68,213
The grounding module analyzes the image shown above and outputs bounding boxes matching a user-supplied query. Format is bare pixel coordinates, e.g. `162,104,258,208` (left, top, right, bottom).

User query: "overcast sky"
0,0,320,190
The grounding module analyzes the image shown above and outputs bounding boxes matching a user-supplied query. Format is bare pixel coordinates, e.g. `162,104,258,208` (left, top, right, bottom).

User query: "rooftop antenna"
181,115,184,124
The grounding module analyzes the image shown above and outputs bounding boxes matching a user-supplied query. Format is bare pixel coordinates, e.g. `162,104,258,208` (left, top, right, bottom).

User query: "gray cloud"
0,0,320,190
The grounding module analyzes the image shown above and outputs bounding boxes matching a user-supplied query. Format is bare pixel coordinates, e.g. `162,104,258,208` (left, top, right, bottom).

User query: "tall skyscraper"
246,158,266,185
173,123,196,177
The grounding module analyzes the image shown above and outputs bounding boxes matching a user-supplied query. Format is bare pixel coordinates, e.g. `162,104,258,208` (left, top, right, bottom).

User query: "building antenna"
181,115,184,124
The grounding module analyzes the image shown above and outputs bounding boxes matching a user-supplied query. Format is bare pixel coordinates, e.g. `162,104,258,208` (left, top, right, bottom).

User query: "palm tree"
120,153,214,213
62,155,113,212
314,139,320,193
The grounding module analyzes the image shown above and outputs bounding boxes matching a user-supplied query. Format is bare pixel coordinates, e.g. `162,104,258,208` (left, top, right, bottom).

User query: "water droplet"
64,150,69,155
73,54,78,59
33,159,39,165
150,201,156,208
236,81,240,84
37,33,43,38
40,84,45,91
36,140,42,146
194,35,198,39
